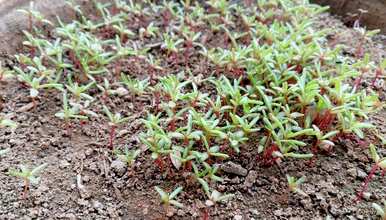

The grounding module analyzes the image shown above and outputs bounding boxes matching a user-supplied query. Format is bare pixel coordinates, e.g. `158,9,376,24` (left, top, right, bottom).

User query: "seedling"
115,147,140,167
103,105,129,150
120,73,149,98
14,67,63,107
155,186,184,209
372,59,386,88
287,175,307,196
96,78,114,101
198,177,233,207
8,163,48,199
161,33,183,63
18,2,53,33
372,200,386,220
356,144,386,202
65,74,95,101
55,93,88,135
139,22,159,40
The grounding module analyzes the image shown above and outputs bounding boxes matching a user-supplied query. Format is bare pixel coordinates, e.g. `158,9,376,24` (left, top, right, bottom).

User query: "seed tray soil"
0,5,385,220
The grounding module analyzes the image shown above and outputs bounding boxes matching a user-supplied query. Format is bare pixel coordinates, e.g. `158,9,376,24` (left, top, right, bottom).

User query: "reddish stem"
355,164,379,202
108,125,116,150
154,157,164,171
202,207,210,220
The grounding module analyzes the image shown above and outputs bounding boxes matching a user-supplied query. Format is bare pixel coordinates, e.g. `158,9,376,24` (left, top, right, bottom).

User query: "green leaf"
169,186,183,199
31,163,48,176
284,153,314,159
378,159,386,170
369,144,380,163
155,186,168,202
197,178,210,196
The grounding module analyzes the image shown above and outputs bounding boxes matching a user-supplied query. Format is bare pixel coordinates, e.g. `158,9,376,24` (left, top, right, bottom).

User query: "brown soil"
313,0,386,34
0,5,385,220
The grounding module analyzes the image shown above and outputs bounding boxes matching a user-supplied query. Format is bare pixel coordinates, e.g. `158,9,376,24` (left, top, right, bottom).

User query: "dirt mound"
0,0,106,54
313,0,386,33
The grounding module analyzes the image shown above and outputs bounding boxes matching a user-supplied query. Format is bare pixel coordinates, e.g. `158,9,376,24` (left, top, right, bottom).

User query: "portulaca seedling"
198,177,233,206
287,175,307,196
8,163,48,199
65,75,95,101
14,67,63,107
155,186,184,209
18,2,53,32
356,144,386,201
103,105,129,150
115,147,140,167
55,93,88,135
120,73,149,97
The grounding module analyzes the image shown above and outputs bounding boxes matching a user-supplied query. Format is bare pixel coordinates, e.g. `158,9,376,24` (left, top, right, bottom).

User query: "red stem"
155,157,164,171
109,125,116,150
202,207,210,220
355,164,379,202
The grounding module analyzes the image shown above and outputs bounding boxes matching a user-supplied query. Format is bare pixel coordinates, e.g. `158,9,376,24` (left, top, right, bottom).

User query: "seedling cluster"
6,0,385,217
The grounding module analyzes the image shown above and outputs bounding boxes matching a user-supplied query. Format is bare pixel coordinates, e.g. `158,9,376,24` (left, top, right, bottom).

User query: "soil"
0,3,386,220
312,0,386,34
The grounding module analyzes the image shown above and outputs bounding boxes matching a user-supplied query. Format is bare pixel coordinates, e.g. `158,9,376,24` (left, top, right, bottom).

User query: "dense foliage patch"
1,0,385,214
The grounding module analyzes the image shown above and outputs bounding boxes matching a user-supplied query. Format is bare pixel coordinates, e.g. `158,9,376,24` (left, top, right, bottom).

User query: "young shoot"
155,186,184,209
8,163,48,199
103,105,129,150
356,144,386,202
115,147,140,167
287,175,307,196
198,178,234,207
55,93,88,135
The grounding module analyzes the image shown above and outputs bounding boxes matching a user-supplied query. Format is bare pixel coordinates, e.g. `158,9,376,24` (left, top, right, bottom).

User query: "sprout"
8,163,48,199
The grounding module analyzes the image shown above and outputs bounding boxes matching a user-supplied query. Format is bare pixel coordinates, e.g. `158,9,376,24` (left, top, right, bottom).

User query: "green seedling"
8,163,48,199
96,78,114,101
356,144,386,201
198,177,233,206
55,93,88,135
139,22,159,40
115,147,140,167
161,33,183,63
155,186,184,209
103,105,129,150
66,75,95,101
121,73,149,97
18,2,53,32
287,175,307,196
14,67,63,107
